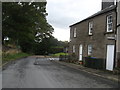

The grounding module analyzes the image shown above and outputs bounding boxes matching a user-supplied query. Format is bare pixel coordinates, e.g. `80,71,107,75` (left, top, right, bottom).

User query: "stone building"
69,0,118,71
116,0,120,68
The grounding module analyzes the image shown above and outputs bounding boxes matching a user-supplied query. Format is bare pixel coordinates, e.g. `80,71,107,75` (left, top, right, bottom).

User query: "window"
73,28,77,37
88,45,92,56
88,22,93,35
107,15,113,32
73,45,75,53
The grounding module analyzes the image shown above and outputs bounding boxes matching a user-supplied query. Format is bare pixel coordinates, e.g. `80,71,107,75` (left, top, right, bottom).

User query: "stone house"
116,0,120,68
69,1,119,71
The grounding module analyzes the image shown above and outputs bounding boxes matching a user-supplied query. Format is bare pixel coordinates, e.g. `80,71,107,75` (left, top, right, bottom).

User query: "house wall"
116,1,120,67
69,10,116,67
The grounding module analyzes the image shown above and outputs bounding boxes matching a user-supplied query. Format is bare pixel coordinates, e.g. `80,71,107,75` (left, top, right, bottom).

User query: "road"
2,56,118,88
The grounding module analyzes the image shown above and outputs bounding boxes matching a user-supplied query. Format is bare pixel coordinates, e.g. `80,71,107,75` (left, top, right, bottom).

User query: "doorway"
106,45,115,71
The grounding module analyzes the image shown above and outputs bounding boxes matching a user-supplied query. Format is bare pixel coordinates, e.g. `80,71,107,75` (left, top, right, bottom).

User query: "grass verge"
2,52,31,65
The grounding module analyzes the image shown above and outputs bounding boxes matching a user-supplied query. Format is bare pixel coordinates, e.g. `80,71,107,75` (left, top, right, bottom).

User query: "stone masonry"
69,6,116,69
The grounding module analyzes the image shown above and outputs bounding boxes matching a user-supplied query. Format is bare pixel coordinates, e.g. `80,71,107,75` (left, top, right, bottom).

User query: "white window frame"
73,45,75,53
88,22,93,35
73,28,77,37
107,15,113,32
88,45,92,56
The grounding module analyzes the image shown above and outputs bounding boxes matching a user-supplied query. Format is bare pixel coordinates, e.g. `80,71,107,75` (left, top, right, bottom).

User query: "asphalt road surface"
2,56,118,88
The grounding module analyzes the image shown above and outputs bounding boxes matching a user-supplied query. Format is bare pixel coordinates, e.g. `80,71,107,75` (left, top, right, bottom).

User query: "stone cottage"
116,0,120,68
69,0,119,71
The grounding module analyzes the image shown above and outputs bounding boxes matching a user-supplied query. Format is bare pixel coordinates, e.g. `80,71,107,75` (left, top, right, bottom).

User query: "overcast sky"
46,0,102,41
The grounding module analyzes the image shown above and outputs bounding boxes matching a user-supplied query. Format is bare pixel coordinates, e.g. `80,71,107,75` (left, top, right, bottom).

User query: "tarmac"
53,60,120,83
1,56,120,83
2,57,118,88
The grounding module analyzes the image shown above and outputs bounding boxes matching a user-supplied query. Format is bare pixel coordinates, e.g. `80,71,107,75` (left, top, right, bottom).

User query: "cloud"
46,0,102,41
52,27,70,41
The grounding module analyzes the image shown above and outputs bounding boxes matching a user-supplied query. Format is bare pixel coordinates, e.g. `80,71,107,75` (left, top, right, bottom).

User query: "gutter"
54,61,120,82
114,3,118,68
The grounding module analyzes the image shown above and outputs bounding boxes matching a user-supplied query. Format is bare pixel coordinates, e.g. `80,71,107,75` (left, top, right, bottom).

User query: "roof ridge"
70,5,116,27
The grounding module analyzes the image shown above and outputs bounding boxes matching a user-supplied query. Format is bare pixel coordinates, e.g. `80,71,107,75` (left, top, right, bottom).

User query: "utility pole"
116,0,120,68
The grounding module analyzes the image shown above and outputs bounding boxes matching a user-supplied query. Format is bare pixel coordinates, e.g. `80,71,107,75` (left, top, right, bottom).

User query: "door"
79,44,83,61
106,45,115,71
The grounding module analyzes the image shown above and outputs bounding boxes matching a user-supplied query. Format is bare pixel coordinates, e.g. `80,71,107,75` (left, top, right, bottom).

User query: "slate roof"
70,5,116,27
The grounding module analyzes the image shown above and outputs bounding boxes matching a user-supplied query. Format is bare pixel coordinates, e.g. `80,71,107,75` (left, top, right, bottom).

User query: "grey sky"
46,0,102,41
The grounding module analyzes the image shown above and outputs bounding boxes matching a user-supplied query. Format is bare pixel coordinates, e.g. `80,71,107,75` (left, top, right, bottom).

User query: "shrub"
68,53,78,63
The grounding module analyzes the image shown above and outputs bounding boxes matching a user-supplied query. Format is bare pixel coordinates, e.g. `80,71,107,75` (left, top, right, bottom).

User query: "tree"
2,2,54,53
33,36,69,55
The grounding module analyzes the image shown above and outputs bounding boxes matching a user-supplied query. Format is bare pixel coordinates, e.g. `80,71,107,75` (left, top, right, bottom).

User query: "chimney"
102,0,115,10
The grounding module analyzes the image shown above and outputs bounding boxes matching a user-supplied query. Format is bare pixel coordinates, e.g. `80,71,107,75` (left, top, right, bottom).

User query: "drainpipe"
116,0,120,68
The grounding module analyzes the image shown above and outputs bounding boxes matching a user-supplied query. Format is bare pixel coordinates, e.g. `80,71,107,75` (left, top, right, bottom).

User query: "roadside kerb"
0,62,8,68
54,60,120,82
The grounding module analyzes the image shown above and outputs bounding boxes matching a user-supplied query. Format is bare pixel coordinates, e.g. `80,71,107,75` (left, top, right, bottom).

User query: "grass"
51,52,68,57
2,52,31,64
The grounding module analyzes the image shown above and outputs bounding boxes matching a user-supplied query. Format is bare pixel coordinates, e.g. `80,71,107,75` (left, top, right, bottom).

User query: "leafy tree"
2,2,54,53
33,36,69,55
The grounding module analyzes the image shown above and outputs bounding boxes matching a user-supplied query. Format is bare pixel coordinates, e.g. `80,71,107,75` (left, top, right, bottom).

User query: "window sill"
88,34,93,36
117,24,120,27
104,31,114,35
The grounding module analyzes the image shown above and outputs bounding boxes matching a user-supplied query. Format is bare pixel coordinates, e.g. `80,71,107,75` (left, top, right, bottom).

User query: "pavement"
53,60,120,82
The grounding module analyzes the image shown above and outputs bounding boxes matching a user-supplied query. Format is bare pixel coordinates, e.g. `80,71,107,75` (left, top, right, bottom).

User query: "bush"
59,55,69,61
59,53,78,63
68,53,78,63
